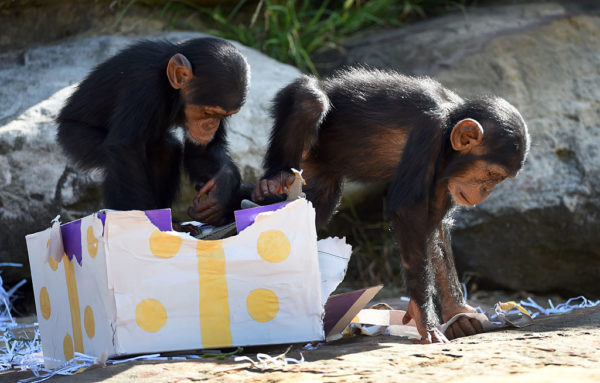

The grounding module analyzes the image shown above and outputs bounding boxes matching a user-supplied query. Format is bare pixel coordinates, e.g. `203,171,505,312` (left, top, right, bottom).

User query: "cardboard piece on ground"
323,285,383,341
27,199,363,368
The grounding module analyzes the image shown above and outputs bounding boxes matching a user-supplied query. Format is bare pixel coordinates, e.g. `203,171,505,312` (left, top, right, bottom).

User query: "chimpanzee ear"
167,53,194,90
450,118,484,151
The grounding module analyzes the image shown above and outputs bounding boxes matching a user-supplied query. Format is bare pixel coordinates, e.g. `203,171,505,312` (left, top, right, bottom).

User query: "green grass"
115,0,472,75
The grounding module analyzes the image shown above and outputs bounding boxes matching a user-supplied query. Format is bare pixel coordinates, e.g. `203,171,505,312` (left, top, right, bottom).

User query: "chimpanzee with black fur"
57,37,250,227
253,68,530,343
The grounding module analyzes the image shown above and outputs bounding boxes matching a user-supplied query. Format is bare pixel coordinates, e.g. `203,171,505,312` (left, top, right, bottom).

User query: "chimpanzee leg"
149,132,183,208
103,135,181,211
302,159,343,227
56,121,107,170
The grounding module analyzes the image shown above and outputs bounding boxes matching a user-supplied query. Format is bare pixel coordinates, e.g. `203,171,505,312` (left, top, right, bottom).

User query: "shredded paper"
1,265,599,381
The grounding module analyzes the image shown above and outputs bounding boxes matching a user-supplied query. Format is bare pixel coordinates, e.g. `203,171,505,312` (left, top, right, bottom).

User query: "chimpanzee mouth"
188,127,216,145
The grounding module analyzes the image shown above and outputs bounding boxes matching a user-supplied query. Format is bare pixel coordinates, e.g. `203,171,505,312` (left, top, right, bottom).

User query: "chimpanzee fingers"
187,201,219,221
251,183,262,201
202,207,229,226
194,188,217,206
200,211,222,226
195,202,221,218
285,175,295,189
470,318,484,333
450,322,466,338
188,205,222,225
421,328,449,344
445,326,455,340
199,205,222,220
267,180,280,195
194,183,205,192
173,223,202,237
194,197,218,210
401,311,412,325
187,206,203,221
197,178,217,197
260,179,270,198
457,317,478,336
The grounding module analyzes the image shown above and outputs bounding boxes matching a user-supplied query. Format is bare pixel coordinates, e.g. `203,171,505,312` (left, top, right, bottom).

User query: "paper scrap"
286,168,306,201
317,237,352,305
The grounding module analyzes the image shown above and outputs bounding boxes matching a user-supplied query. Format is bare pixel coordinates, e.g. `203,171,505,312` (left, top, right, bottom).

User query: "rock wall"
338,2,600,296
2,2,599,299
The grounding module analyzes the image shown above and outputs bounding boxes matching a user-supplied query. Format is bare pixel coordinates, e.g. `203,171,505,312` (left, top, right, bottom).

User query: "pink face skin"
184,105,239,144
447,160,514,206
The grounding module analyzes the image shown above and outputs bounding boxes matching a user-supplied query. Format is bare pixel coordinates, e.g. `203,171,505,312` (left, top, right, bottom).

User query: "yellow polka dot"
87,226,98,258
136,299,167,332
46,239,59,271
84,306,95,339
39,287,51,320
149,229,182,258
63,334,74,361
48,255,59,271
247,288,279,323
256,230,291,263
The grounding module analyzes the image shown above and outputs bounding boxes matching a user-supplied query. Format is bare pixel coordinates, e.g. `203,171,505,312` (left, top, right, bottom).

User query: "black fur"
57,37,250,214
260,67,529,336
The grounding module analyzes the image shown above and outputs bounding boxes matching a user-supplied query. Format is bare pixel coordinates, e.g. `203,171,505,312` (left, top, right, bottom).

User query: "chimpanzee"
252,68,530,343
57,37,250,227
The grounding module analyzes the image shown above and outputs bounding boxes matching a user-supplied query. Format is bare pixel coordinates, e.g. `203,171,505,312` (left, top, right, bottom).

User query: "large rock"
338,3,600,296
0,33,300,287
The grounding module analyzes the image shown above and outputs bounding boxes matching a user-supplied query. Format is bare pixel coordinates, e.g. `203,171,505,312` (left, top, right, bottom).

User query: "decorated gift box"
26,199,355,368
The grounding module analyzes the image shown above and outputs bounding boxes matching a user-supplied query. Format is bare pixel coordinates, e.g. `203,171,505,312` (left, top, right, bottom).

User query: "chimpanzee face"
447,160,512,206
183,105,239,145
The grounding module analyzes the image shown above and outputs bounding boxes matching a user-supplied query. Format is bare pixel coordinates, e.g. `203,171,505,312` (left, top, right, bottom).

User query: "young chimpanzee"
57,37,250,227
253,68,530,343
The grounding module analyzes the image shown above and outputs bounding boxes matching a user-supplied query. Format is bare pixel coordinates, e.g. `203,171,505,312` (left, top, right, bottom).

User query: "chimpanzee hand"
172,222,202,237
187,170,238,226
251,171,296,201
402,299,449,344
441,303,484,340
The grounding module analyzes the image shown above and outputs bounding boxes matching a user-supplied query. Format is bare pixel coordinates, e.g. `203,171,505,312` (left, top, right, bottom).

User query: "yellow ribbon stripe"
197,240,232,348
63,256,84,354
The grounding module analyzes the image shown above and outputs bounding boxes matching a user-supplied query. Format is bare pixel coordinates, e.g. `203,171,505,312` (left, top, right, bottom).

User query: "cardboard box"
26,199,358,368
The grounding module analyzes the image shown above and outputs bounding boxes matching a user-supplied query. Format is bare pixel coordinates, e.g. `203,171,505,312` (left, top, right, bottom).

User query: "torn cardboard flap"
25,199,371,368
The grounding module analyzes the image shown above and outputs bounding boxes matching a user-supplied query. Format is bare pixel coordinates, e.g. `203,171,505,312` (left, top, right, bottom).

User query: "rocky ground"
2,295,599,382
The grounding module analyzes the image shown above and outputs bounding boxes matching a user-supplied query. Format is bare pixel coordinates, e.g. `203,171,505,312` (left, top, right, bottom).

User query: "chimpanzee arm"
184,123,244,224
253,76,329,201
390,208,447,344
387,114,450,343
264,75,329,176
102,144,159,210
102,86,164,210
432,220,483,339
